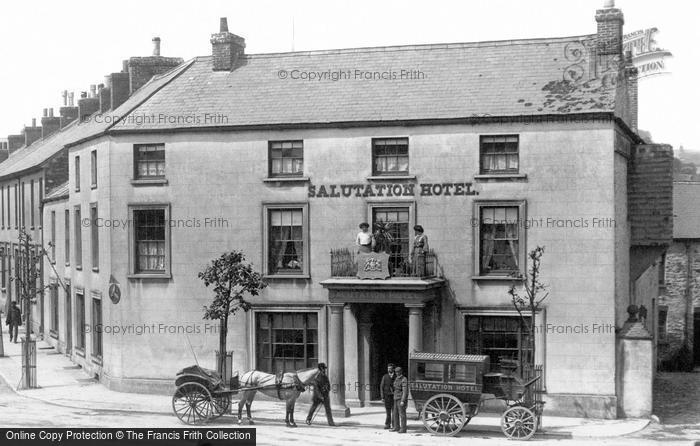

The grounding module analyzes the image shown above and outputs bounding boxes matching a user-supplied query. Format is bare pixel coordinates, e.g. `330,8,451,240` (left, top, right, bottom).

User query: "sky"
0,0,693,151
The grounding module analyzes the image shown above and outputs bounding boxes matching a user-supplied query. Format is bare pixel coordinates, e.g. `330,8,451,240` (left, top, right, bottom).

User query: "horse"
236,367,320,427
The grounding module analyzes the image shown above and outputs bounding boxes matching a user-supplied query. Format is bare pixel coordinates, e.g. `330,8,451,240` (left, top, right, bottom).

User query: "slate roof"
0,60,194,180
113,34,619,132
43,181,69,203
673,182,700,239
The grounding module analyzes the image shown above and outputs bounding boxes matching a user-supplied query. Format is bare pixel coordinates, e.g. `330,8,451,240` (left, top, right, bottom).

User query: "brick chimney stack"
624,50,639,133
60,91,79,128
595,0,624,57
78,91,100,121
127,37,183,93
41,107,61,138
23,118,42,146
210,17,246,71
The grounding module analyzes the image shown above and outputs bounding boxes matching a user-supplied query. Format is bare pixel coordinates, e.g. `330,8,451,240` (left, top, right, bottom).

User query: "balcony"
321,248,445,304
329,247,440,279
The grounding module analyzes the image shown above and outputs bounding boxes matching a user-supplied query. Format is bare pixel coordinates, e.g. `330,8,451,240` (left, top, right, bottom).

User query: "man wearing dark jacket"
379,363,396,429
392,366,409,433
5,301,21,343
305,363,336,426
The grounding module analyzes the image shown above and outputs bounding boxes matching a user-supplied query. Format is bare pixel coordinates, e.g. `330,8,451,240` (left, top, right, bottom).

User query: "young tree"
199,251,266,376
507,246,548,371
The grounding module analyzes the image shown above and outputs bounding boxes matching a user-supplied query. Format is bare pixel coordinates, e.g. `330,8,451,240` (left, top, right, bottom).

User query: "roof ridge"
216,33,597,59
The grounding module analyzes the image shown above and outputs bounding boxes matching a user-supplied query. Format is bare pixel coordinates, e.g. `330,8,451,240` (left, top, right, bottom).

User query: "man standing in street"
392,366,409,433
306,363,336,426
5,301,21,343
380,363,396,429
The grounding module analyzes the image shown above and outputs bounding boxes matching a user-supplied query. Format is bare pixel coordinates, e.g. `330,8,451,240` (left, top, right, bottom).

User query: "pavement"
0,327,651,439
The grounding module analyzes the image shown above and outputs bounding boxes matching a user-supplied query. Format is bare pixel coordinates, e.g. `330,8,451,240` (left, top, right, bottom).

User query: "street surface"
1,378,698,446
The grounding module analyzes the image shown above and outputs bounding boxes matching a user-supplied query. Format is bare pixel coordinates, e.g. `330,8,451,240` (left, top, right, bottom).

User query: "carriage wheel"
172,382,214,425
420,393,467,436
501,405,537,440
210,394,232,419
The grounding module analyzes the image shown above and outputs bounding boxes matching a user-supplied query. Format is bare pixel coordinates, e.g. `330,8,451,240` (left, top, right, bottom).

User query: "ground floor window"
255,312,318,373
49,284,59,336
465,315,532,369
92,297,102,360
76,291,85,352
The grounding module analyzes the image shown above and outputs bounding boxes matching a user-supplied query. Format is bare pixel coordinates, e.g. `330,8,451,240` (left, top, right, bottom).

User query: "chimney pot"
81,91,88,99
62,90,68,106
31,118,36,127
152,37,161,56
68,92,75,106
90,85,97,98
220,17,229,33
49,108,54,117
604,0,615,7
43,108,48,117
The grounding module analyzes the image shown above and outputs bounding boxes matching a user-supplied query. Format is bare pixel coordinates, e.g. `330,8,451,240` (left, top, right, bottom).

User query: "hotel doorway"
370,304,408,400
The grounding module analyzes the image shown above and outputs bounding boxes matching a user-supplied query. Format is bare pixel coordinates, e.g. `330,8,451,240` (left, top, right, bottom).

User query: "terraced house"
1,2,672,419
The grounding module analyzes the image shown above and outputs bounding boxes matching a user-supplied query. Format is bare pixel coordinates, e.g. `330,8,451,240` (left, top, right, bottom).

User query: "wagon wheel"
501,405,537,440
210,393,232,419
172,382,214,425
420,393,467,436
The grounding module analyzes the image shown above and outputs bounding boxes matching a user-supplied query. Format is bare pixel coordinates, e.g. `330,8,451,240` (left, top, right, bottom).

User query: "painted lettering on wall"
307,182,478,198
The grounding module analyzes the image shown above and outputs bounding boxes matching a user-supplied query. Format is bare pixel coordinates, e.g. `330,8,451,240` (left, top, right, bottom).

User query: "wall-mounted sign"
108,274,121,304
623,28,672,79
308,182,477,198
357,252,390,279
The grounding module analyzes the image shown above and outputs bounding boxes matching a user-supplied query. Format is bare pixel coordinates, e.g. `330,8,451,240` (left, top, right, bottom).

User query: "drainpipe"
685,242,693,346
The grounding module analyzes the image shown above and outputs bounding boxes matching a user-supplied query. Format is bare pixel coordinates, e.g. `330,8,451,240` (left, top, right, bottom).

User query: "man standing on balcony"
356,222,375,253
411,225,429,276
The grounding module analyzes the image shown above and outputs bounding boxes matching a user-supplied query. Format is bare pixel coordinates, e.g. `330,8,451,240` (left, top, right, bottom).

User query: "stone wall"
658,240,699,366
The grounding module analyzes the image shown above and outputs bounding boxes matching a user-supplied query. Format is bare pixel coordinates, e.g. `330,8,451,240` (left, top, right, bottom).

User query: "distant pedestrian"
305,363,336,426
380,363,396,429
392,366,408,433
5,301,21,343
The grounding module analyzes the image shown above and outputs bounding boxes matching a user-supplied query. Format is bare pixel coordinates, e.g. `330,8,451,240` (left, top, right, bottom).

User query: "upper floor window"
474,201,526,277
74,206,82,269
134,144,165,179
129,205,170,277
263,203,309,278
372,138,408,176
269,141,303,177
480,135,519,174
91,150,98,188
50,211,56,263
658,254,666,285
75,156,81,192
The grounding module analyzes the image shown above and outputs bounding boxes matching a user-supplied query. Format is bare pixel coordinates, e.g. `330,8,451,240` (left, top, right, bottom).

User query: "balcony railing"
330,247,440,279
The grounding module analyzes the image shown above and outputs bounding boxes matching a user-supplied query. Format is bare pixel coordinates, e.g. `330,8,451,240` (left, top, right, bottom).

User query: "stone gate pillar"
616,305,653,418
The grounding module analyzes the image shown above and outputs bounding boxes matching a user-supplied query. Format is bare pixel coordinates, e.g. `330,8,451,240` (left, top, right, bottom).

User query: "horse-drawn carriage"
172,364,319,426
409,351,544,440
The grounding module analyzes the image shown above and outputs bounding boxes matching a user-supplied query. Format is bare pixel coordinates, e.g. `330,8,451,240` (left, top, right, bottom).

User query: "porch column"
344,304,361,408
328,304,350,417
359,311,372,406
406,303,424,354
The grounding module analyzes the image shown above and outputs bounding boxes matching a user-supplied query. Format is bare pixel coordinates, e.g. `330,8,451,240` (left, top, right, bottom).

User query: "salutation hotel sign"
623,28,672,79
307,182,478,198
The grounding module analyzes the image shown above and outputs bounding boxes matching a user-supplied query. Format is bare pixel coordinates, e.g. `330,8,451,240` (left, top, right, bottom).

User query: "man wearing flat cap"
392,366,408,433
306,363,336,426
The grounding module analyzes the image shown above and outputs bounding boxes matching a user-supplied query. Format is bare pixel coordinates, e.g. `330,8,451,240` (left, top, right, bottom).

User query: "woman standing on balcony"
411,225,429,276
356,222,375,253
